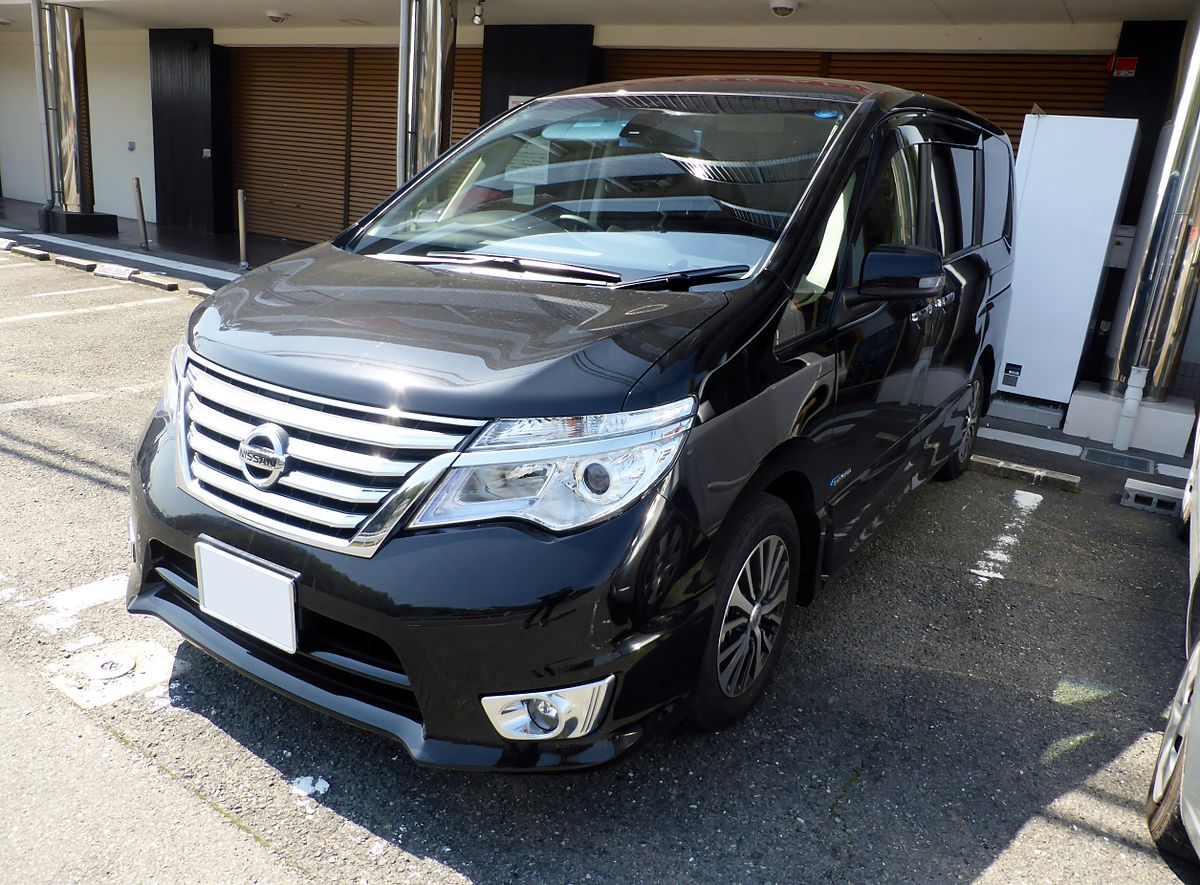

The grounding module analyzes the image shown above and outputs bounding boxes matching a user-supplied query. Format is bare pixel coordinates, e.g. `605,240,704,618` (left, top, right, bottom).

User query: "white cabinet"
1000,114,1139,404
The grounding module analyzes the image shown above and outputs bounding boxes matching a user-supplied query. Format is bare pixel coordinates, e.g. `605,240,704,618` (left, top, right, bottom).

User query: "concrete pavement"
0,247,1195,883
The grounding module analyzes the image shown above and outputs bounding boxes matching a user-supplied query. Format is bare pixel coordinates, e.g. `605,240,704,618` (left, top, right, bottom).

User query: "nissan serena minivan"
128,77,1014,770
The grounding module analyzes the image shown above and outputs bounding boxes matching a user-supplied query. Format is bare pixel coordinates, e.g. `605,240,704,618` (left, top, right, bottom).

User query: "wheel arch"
711,440,827,607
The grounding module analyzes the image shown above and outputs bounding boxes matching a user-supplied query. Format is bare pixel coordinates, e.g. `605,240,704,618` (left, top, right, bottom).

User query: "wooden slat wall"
347,48,399,222
827,53,1112,150
232,48,350,243
605,48,824,81
451,47,484,144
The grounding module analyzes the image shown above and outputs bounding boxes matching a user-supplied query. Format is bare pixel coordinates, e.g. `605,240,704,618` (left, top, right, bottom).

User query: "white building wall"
0,37,46,205
85,29,157,223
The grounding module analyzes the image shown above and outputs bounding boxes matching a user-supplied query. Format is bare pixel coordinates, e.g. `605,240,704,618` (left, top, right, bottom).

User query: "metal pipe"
1105,1,1200,404
41,4,90,214
396,0,415,185
28,0,55,229
396,0,456,185
236,189,248,270
133,177,148,250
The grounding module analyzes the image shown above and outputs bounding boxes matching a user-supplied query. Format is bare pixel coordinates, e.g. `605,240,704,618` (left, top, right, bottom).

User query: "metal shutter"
605,49,823,80
827,53,1112,150
451,46,483,144
347,48,399,223
233,46,484,243
232,48,351,243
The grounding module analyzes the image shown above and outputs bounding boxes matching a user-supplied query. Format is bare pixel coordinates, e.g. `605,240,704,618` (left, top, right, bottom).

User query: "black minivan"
128,76,1014,770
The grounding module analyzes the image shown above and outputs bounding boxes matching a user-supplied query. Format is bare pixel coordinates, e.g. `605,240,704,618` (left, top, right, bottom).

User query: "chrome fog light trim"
480,675,615,742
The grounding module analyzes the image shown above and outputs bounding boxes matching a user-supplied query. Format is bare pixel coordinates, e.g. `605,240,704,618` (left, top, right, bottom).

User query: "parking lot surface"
0,249,1195,883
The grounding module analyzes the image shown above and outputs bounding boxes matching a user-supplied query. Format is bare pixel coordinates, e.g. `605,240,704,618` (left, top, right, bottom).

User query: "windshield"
349,93,848,284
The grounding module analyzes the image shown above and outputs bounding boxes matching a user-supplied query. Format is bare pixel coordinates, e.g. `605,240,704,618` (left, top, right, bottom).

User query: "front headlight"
410,397,696,532
163,341,187,422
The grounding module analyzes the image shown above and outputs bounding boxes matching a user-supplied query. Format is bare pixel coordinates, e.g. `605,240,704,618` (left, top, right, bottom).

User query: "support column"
32,2,116,234
396,0,456,186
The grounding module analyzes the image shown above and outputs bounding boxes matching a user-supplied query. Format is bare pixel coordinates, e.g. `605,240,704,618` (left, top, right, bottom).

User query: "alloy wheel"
1153,644,1200,804
717,534,790,698
958,379,982,462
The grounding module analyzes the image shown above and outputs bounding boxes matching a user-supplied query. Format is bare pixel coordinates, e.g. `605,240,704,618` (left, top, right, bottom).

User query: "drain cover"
83,653,136,682
1082,448,1155,475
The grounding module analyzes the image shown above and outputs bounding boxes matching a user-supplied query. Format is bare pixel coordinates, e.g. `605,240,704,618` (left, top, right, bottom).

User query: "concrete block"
54,255,98,272
1065,381,1195,457
12,246,50,261
0,238,17,251
1121,478,1184,517
970,454,1082,493
131,273,179,292
187,286,215,298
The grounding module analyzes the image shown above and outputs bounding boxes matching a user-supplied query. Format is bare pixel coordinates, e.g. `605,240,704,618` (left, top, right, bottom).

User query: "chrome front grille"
177,353,483,556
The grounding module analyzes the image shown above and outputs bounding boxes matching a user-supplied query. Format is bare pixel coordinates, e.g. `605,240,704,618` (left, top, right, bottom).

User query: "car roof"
555,75,902,104
551,75,1004,136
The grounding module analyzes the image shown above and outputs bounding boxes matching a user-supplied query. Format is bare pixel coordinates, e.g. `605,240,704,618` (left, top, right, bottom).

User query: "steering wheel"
556,212,604,233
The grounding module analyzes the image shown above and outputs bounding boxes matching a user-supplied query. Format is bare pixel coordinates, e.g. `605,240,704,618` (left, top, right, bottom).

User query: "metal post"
132,177,149,250
396,0,456,186
237,189,249,270
28,0,54,230
396,0,415,186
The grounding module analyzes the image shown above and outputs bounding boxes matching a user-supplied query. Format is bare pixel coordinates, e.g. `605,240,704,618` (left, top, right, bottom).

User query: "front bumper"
128,410,714,770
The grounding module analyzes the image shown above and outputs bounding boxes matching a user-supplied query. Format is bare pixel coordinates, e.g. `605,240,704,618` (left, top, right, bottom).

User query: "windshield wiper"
613,264,750,291
370,250,622,284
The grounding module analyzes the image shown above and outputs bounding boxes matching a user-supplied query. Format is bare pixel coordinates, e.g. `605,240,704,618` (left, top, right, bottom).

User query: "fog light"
527,698,560,733
480,675,615,742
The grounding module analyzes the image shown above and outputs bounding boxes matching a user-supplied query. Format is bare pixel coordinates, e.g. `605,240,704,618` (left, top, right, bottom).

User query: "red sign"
1113,56,1138,78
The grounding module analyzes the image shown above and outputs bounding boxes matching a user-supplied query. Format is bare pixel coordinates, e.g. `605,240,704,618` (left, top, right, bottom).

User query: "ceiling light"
472,1,485,25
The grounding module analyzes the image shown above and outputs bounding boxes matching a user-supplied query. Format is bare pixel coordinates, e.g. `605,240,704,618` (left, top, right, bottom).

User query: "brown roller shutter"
451,46,483,144
234,45,486,242
347,48,399,222
232,48,351,243
604,49,823,81
827,53,1111,150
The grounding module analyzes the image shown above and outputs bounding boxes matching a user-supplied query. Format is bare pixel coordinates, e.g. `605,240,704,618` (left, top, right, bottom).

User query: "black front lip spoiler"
129,585,648,772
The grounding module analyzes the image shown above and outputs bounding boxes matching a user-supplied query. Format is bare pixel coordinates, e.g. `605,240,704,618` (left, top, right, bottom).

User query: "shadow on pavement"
165,466,1193,883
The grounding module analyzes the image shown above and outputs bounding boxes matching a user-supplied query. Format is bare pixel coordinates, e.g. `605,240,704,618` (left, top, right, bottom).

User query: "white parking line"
0,383,158,414
0,297,175,325
969,489,1043,586
34,574,126,633
29,284,120,299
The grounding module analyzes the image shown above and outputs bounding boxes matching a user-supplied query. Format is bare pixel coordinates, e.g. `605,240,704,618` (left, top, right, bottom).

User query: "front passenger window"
847,140,921,288
776,173,857,347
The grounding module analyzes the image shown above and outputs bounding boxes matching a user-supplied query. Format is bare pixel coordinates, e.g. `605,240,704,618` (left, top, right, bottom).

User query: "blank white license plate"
195,541,298,654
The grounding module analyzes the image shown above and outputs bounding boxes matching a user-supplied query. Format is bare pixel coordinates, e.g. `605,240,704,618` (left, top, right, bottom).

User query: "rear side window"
928,144,980,255
981,135,1014,244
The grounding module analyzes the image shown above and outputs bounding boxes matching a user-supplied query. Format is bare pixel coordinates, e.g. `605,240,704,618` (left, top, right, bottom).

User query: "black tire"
1148,645,1200,863
691,493,800,731
937,367,985,482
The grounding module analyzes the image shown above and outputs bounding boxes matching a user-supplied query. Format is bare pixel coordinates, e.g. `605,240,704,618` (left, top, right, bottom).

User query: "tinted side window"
928,144,980,255
981,135,1014,244
848,138,921,286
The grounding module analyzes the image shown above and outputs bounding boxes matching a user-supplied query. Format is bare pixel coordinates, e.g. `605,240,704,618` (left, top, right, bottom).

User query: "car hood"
188,244,728,419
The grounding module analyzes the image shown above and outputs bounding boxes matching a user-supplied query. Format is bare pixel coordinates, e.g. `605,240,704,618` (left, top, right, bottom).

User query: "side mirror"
859,245,945,301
